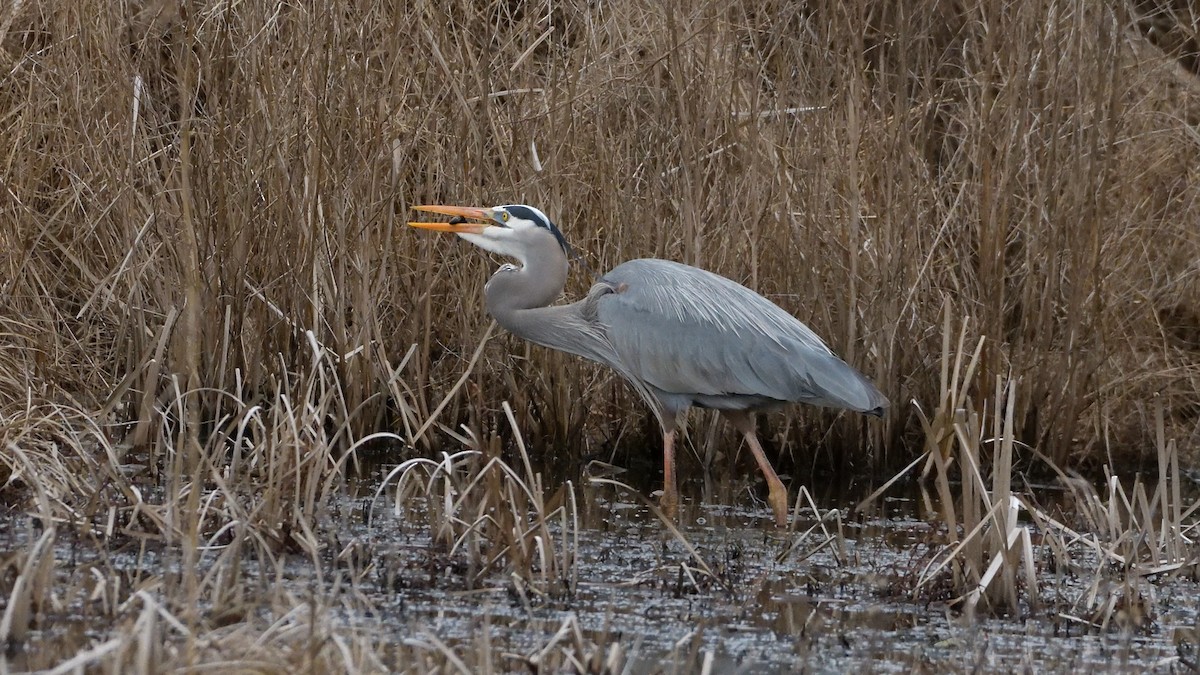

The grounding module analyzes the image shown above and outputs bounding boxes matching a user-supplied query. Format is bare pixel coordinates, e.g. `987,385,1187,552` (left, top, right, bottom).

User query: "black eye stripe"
502,205,570,253
504,205,540,224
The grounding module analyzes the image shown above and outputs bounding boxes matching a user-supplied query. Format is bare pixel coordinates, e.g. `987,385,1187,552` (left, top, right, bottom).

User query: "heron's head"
408,203,570,265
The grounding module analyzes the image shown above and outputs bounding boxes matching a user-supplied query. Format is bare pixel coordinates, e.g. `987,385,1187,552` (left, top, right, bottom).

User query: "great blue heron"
409,203,887,526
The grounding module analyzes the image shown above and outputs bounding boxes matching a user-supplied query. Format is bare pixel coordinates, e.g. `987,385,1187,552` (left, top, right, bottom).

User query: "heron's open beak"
407,205,493,234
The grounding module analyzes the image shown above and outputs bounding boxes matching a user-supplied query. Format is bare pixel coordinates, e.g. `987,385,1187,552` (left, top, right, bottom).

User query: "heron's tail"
800,352,889,416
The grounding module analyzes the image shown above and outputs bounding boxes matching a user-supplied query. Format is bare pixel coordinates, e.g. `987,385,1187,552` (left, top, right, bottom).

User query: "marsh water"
3,456,1198,673
354,474,1196,672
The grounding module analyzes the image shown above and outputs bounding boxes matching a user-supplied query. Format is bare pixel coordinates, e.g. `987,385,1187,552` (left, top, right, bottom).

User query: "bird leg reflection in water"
409,203,888,528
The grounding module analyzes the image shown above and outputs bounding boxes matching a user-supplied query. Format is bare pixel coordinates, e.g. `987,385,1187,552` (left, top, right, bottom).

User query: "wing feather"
594,259,885,412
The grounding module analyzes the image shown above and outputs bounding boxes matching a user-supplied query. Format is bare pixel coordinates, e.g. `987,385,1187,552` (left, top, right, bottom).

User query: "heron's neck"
483,238,614,366
484,236,572,344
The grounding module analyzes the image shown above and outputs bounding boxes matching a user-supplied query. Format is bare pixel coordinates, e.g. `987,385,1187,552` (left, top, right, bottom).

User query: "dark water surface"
339,457,1198,673
2,455,1197,673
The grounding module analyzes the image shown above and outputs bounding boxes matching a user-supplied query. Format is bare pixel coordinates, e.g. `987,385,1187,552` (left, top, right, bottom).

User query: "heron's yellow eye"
500,211,510,222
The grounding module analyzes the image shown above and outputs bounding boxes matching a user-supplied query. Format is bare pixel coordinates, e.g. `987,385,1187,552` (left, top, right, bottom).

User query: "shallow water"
3,462,1198,673
341,464,1198,672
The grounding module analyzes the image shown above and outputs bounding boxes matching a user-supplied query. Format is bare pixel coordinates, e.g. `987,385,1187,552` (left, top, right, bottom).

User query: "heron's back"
595,259,887,415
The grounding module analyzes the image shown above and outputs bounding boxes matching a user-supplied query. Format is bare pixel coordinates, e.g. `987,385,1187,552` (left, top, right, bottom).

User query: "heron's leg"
660,429,679,519
721,410,789,527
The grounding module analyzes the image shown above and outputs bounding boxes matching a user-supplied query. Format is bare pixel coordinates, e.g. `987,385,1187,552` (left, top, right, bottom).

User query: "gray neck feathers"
483,231,614,366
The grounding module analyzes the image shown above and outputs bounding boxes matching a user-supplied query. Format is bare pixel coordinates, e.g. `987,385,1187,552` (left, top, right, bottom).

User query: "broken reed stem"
413,322,497,445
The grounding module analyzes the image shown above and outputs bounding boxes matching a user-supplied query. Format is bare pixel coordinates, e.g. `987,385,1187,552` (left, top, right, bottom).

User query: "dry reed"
2,0,1197,473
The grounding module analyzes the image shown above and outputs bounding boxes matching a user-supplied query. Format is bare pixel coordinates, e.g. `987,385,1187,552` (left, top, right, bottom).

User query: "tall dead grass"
2,1,1198,472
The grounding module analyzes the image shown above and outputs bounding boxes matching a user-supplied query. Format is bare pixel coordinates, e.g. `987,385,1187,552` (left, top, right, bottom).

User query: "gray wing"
593,259,886,413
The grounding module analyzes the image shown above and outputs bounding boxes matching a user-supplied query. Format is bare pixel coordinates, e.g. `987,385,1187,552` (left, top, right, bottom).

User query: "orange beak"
407,205,493,234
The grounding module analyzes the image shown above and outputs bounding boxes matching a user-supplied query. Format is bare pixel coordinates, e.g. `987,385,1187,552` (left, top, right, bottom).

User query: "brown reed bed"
1,0,1197,472
858,306,1198,627
2,0,1200,671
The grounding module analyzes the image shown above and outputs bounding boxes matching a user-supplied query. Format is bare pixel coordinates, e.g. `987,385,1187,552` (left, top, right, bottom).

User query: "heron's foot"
766,481,789,528
659,488,679,521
